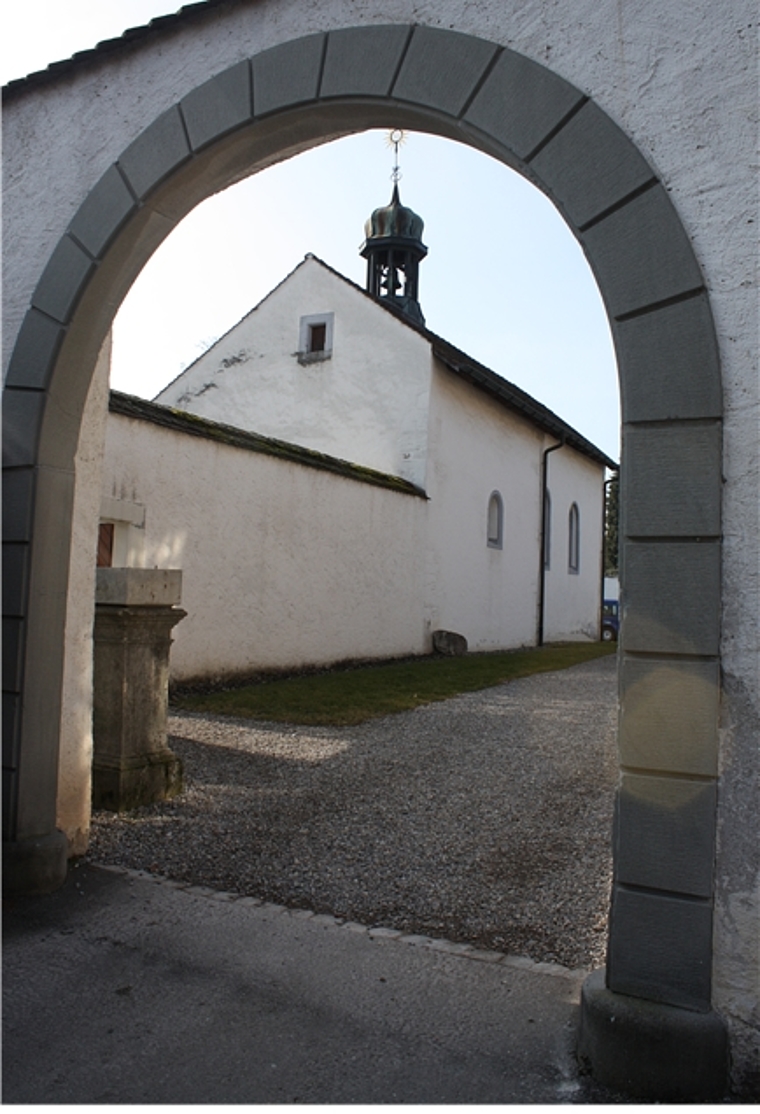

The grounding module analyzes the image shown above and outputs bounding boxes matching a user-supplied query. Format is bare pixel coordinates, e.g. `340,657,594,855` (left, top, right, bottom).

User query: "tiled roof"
3,1,240,96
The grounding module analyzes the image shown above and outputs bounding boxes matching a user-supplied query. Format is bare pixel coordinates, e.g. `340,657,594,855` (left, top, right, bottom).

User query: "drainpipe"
537,438,564,646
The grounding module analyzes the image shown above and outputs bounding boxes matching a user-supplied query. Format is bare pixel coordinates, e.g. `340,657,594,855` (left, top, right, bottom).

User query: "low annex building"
100,186,614,684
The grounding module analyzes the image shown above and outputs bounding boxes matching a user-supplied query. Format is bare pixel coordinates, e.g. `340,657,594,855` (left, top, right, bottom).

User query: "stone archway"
2,23,727,1097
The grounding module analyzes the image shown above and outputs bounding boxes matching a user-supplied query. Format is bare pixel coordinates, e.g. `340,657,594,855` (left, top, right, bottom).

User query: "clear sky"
4,2,621,461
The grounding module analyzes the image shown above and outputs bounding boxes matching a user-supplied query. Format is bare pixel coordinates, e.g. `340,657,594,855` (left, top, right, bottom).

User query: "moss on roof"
109,390,428,499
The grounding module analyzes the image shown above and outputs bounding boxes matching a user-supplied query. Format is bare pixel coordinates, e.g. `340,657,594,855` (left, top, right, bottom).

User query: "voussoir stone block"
464,47,584,160
68,163,137,259
608,885,713,1010
392,26,498,118
621,540,720,656
581,185,704,319
321,25,410,99
613,292,722,422
530,99,656,229
30,235,95,325
5,309,65,390
253,34,325,117
2,388,46,469
2,469,34,543
118,105,192,200
2,767,16,842
2,544,29,619
619,656,720,776
2,616,24,693
3,692,20,770
615,773,716,897
181,60,252,151
622,423,721,537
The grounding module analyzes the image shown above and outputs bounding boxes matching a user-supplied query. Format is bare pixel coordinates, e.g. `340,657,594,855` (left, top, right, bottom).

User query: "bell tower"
360,131,427,325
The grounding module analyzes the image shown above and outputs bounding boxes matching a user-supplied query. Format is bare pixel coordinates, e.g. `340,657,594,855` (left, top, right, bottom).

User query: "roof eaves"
3,1,245,97
432,344,618,470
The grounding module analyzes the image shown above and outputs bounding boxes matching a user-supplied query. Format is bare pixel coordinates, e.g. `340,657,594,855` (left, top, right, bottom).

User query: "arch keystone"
392,26,499,117
321,25,411,99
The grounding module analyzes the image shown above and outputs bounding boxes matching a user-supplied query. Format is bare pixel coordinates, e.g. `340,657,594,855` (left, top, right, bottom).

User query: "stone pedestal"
579,968,729,1101
92,569,186,812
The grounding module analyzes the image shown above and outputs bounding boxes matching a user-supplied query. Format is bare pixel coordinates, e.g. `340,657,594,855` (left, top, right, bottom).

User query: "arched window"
543,489,552,569
568,502,580,573
487,491,503,549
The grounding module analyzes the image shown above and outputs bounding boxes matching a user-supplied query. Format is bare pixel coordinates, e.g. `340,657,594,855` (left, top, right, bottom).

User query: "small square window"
298,313,334,364
308,322,326,353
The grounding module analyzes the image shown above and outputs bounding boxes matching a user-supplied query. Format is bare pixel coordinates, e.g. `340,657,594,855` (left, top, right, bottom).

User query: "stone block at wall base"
578,968,729,1101
2,829,69,895
432,630,468,656
92,749,183,812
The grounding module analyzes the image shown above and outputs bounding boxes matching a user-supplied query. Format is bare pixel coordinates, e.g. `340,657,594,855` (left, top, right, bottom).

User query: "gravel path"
87,655,618,971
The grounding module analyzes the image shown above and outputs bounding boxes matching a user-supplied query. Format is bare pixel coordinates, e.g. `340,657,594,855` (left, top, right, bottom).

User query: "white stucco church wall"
542,446,605,642
423,362,544,649
102,402,429,681
142,254,608,663
156,257,434,488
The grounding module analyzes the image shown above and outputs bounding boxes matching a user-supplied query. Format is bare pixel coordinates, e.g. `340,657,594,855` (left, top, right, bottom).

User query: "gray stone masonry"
92,569,185,811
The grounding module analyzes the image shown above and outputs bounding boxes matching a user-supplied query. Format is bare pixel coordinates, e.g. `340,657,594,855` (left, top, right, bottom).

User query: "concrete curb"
95,862,588,981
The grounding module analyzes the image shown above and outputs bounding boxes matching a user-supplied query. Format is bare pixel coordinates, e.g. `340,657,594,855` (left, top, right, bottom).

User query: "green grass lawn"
172,641,616,726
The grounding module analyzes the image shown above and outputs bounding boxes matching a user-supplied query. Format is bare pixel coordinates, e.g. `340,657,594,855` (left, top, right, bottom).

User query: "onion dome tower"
360,132,427,325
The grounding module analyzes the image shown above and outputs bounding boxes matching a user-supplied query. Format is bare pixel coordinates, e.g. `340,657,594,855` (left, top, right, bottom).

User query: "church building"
100,180,616,684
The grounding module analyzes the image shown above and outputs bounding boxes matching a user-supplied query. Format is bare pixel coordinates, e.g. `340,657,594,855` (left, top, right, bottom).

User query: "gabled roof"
3,1,239,97
156,251,616,470
300,255,618,471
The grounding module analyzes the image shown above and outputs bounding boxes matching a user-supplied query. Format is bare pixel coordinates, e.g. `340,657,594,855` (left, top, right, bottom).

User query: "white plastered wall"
102,410,428,681
543,446,604,642
155,258,433,487
423,359,603,650
56,335,111,853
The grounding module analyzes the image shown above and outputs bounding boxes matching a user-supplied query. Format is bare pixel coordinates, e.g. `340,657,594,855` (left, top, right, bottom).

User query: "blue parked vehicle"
602,599,619,641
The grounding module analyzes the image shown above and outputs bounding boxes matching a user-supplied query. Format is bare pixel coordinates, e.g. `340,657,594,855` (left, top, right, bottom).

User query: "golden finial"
386,128,407,184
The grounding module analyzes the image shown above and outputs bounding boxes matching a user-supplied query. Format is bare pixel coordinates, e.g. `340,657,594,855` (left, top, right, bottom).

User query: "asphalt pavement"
3,860,627,1104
